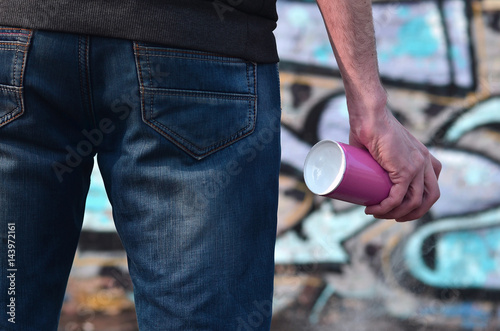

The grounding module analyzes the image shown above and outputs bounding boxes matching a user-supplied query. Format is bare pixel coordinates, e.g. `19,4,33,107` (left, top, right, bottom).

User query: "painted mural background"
59,1,500,330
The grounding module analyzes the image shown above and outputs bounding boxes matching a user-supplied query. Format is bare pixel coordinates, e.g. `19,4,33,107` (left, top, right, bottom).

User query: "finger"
431,154,442,179
395,160,440,222
372,167,425,220
365,178,410,217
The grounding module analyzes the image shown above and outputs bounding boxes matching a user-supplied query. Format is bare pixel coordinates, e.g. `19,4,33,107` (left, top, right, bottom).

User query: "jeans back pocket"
0,26,32,128
133,42,257,160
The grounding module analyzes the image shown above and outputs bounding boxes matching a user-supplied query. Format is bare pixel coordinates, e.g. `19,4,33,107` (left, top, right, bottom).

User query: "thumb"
348,131,367,150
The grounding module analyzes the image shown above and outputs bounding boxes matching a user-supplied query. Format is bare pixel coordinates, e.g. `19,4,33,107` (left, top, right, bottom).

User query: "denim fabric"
0,27,281,331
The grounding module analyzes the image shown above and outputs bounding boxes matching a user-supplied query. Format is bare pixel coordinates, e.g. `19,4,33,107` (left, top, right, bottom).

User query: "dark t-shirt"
0,0,279,63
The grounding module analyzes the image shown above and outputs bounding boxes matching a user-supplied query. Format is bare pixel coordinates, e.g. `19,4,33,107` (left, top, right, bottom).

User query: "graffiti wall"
60,0,500,330
273,0,500,330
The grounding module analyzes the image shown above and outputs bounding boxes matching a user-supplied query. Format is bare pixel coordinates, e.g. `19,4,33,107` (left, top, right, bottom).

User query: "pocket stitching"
135,45,246,64
145,117,255,159
134,42,257,159
144,91,256,157
137,52,245,64
0,86,22,126
0,28,31,128
143,89,254,99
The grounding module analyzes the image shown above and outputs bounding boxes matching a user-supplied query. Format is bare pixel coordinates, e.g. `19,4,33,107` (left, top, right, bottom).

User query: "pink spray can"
303,140,392,206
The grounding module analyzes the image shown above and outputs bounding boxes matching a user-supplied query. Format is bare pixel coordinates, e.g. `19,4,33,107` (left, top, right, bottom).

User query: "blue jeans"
0,27,281,330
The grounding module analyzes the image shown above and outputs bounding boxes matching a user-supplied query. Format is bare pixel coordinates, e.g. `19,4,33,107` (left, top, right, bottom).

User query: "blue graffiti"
418,302,490,329
405,206,500,288
392,16,440,58
429,147,500,217
443,97,500,143
275,204,374,264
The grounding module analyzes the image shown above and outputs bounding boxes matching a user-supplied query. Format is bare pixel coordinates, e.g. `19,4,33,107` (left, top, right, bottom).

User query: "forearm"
317,0,441,221
316,0,387,125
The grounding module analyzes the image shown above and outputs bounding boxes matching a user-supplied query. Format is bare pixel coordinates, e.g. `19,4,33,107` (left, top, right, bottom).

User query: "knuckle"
389,197,405,211
401,166,413,177
408,198,422,211
415,154,426,168
436,159,443,172
420,147,430,158
400,165,416,179
412,148,426,161
405,158,425,176
432,189,441,203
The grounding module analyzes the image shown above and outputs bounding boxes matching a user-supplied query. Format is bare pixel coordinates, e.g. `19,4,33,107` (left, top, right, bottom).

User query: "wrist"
347,86,389,126
347,88,394,150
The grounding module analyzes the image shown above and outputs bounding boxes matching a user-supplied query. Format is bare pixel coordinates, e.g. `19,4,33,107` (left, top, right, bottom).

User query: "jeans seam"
142,89,253,99
0,28,32,127
140,48,155,120
12,46,18,86
144,50,154,88
78,35,97,129
17,31,31,114
135,52,245,64
133,41,147,119
251,62,257,135
0,89,22,126
18,32,31,86
147,105,254,149
145,116,256,159
134,45,246,63
85,36,95,127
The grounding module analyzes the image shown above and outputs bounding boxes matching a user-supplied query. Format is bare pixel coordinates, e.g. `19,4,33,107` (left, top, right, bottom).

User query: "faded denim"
0,26,281,331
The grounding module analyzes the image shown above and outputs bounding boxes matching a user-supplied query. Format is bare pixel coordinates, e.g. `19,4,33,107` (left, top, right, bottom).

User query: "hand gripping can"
303,140,392,206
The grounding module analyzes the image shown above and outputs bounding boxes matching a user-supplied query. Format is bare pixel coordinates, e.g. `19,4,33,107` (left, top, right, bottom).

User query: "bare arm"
316,0,441,222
